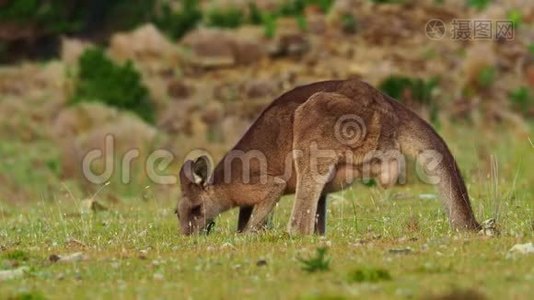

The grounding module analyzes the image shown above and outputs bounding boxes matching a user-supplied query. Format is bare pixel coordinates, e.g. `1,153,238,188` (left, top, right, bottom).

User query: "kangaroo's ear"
192,155,211,186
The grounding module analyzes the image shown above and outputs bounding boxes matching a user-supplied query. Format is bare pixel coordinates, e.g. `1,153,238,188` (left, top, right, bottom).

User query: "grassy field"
1,124,533,300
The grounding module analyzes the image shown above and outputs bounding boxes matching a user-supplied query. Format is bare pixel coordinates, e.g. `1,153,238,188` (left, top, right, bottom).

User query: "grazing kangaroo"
176,79,480,235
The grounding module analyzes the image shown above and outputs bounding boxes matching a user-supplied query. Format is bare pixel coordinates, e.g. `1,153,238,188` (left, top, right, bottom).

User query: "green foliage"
0,0,81,34
307,0,335,13
528,43,534,56
8,291,47,300
467,0,492,10
370,0,406,4
248,3,263,25
278,0,307,16
153,0,202,39
298,247,331,272
206,7,244,28
379,75,439,105
72,48,153,123
341,13,358,34
296,14,308,31
2,249,30,261
508,86,533,113
477,66,496,88
507,9,523,28
262,13,278,38
361,178,377,187
347,268,392,283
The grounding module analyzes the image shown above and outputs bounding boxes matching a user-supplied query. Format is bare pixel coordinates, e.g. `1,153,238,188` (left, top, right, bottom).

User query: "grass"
0,124,533,299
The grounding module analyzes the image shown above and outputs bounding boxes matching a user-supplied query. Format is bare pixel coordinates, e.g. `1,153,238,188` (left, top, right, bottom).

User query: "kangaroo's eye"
190,205,202,216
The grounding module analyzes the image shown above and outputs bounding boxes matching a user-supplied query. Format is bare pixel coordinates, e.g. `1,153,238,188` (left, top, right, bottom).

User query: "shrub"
298,247,331,272
206,7,244,28
378,75,439,106
467,0,491,10
153,0,202,39
509,86,533,114
477,66,496,88
248,3,263,25
0,0,81,34
507,9,523,28
341,13,358,34
2,249,30,262
307,0,335,13
278,0,307,16
262,13,278,38
347,268,392,283
71,48,154,123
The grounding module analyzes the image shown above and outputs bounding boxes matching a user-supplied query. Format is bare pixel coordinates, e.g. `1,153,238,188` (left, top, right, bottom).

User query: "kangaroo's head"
177,155,217,235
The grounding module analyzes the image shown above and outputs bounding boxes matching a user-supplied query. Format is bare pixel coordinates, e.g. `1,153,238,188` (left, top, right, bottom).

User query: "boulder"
182,29,236,68
182,27,266,68
109,24,180,71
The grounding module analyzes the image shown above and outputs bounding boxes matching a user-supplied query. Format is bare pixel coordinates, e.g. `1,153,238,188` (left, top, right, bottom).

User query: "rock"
268,19,310,57
388,247,413,255
307,14,328,35
109,23,180,71
182,29,236,68
182,27,266,68
201,102,225,125
0,266,28,281
419,194,437,200
506,242,534,259
53,103,158,183
158,100,196,135
49,252,87,263
243,79,279,99
167,80,192,99
232,26,267,65
478,218,499,237
61,38,92,65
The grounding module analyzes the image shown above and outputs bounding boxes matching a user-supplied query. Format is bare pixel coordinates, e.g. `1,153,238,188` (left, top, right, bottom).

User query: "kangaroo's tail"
392,102,480,231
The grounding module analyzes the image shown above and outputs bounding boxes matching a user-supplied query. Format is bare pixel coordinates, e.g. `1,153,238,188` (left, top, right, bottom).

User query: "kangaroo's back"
211,80,344,183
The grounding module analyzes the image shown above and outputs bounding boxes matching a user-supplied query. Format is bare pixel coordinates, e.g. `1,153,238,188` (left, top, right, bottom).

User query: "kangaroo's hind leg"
314,194,327,235
237,206,253,232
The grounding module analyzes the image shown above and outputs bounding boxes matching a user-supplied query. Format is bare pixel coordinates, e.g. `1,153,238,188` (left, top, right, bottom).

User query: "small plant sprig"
347,267,392,283
298,247,331,273
467,0,492,11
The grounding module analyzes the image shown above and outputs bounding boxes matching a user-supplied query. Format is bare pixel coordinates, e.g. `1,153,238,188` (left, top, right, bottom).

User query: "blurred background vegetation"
0,0,532,204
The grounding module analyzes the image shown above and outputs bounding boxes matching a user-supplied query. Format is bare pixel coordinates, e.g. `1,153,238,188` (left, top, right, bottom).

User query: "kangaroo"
176,79,480,235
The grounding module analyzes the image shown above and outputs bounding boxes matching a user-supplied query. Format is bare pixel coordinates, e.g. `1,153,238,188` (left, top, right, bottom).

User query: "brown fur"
177,79,480,235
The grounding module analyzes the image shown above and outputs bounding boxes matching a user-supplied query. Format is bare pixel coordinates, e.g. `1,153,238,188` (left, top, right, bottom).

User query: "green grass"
0,125,533,299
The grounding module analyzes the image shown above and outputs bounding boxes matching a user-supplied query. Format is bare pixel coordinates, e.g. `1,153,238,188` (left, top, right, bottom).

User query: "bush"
71,48,154,123
347,268,392,283
509,86,533,114
298,247,331,272
206,7,244,28
262,13,278,38
477,66,496,88
378,75,439,106
0,0,81,34
153,0,202,39
248,3,263,25
467,0,491,10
